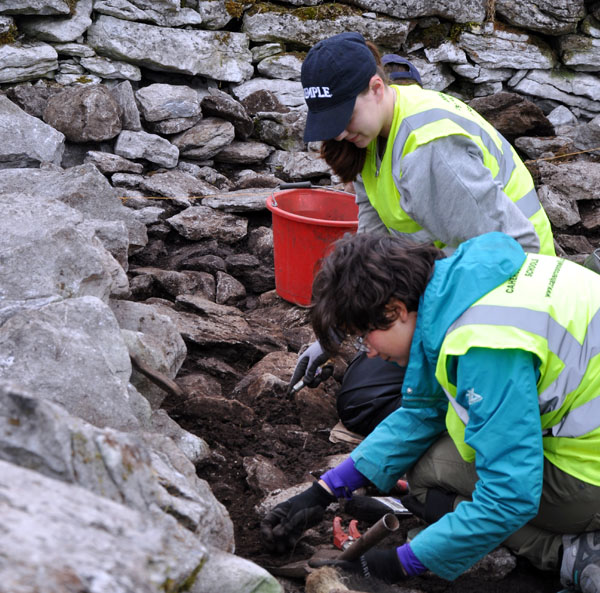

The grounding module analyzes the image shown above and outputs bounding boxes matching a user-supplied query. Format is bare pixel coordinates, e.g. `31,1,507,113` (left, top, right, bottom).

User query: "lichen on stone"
0,23,18,46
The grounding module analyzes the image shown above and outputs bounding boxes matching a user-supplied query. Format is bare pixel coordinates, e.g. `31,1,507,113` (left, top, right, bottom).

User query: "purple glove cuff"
397,543,427,576
320,457,368,499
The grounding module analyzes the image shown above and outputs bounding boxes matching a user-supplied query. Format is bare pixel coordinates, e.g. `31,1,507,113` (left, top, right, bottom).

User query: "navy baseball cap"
301,32,377,143
381,54,422,85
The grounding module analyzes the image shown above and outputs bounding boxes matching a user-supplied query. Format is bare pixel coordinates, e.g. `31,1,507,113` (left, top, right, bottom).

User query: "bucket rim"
265,190,358,228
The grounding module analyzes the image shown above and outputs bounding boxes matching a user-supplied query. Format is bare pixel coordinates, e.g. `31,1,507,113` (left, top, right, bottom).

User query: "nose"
364,338,378,359
335,129,348,141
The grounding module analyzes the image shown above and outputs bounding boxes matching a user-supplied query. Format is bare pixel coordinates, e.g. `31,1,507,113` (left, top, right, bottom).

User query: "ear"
369,74,386,98
386,299,408,321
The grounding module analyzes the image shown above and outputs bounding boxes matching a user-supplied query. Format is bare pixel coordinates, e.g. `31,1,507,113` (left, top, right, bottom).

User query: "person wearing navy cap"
287,32,557,440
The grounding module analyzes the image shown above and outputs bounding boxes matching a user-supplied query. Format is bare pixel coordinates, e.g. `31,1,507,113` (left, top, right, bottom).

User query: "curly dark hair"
311,233,445,353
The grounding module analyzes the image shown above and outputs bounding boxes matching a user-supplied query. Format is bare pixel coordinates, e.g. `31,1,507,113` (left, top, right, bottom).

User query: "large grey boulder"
0,458,207,593
0,193,126,323
0,383,233,550
43,84,123,142
0,40,57,84
18,0,93,42
0,297,149,431
88,15,253,82
0,164,148,253
0,95,64,168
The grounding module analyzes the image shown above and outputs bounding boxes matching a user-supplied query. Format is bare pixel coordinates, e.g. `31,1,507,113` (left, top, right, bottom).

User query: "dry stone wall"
1,1,600,591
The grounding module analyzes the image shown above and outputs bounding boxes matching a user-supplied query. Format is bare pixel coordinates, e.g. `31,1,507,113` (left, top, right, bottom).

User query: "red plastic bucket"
266,186,358,307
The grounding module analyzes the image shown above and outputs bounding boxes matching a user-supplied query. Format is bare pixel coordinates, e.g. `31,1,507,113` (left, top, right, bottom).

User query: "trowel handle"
337,513,400,562
278,181,312,189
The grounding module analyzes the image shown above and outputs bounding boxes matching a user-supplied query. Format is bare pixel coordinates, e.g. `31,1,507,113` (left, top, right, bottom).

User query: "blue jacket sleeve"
410,347,544,580
351,400,447,493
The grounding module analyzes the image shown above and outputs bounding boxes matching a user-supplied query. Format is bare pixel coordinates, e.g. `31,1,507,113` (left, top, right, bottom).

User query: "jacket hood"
402,232,527,405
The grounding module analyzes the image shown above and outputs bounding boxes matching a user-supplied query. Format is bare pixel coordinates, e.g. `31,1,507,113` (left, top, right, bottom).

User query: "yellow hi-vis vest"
437,253,600,486
361,85,555,255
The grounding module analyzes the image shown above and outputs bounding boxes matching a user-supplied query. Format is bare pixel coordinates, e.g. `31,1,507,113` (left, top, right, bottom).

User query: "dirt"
171,376,564,593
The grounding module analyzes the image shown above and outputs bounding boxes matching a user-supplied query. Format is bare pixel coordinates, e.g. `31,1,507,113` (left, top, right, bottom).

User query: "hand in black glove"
288,341,332,393
401,487,456,524
310,548,406,584
260,481,336,554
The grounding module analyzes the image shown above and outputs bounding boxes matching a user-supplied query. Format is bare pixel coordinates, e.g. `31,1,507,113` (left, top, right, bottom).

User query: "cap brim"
303,95,357,143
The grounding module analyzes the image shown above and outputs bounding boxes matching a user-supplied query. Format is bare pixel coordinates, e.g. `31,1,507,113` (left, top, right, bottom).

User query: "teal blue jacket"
351,232,545,580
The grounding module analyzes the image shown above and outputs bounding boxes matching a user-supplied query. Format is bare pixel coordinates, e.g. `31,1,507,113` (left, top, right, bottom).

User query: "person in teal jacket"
261,232,600,592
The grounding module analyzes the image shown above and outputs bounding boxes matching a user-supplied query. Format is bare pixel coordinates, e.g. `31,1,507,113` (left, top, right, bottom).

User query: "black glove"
288,341,332,393
260,481,336,554
401,487,456,524
310,548,406,583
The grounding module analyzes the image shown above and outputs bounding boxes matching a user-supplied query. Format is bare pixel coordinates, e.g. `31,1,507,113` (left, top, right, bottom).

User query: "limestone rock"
18,0,92,43
201,88,254,139
88,15,253,82
135,83,202,122
0,296,148,430
110,299,187,409
173,117,236,161
0,94,64,167
511,69,600,114
459,28,557,70
94,0,204,27
167,205,248,243
468,92,553,140
109,80,142,130
114,129,179,168
0,458,207,593
495,0,585,36
0,40,57,83
242,3,413,49
80,55,142,80
0,164,148,253
0,193,125,323
0,0,70,15
43,84,123,142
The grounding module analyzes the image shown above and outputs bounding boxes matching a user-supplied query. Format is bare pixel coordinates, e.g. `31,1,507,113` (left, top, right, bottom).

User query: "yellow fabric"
437,253,600,485
361,85,555,255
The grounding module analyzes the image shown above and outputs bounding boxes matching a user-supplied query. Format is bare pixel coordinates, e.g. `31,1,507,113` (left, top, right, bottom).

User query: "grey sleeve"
354,176,388,235
394,134,540,253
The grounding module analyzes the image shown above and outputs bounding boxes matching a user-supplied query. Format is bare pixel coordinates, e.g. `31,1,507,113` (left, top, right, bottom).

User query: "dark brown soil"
173,378,563,593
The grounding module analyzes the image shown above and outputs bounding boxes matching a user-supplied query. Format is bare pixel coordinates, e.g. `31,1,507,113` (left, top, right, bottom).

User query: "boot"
561,532,600,592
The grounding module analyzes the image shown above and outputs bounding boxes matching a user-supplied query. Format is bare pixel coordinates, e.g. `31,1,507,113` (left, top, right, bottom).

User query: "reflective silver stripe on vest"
446,304,600,437
391,108,541,218
515,187,542,218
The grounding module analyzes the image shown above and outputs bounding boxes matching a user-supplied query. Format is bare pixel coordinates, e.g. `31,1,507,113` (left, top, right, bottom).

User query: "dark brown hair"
311,233,445,353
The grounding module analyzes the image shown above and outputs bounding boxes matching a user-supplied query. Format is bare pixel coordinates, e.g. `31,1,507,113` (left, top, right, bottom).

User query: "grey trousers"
406,433,600,571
